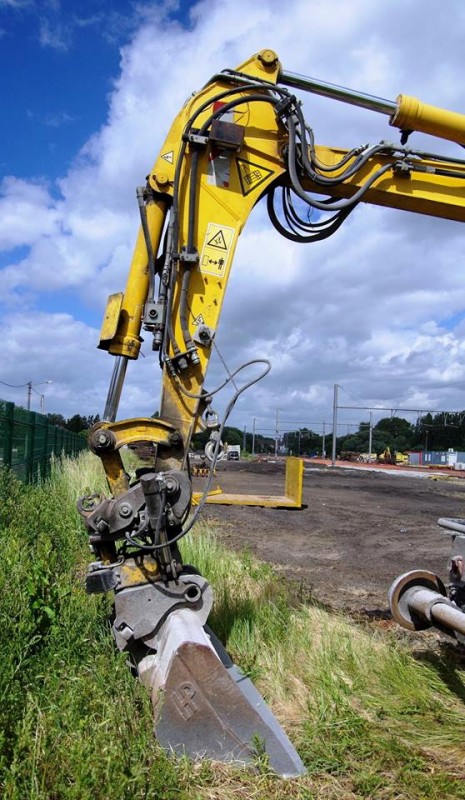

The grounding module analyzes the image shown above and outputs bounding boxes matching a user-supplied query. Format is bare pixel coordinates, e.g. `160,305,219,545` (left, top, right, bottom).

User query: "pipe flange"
388,569,447,631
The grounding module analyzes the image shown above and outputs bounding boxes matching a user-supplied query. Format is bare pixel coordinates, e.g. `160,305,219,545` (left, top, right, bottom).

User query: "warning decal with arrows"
199,223,235,278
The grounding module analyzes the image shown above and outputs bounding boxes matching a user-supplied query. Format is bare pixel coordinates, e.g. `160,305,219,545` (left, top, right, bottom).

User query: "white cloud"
0,177,60,250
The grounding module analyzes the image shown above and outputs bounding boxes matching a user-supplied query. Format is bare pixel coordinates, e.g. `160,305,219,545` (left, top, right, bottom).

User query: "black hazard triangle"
207,229,227,249
236,158,274,196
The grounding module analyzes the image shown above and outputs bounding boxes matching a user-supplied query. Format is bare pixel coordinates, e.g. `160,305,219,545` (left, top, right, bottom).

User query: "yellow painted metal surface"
308,146,465,223
192,457,303,508
284,456,304,506
391,94,465,146
108,198,169,359
152,54,285,449
117,556,160,589
91,417,177,496
98,292,123,349
99,451,130,497
96,418,176,447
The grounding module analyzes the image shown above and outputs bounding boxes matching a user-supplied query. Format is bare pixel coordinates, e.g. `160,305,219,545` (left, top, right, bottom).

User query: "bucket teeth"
138,608,306,778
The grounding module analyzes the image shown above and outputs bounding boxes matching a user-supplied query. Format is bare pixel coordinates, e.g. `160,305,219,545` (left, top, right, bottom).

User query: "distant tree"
414,410,465,451
223,426,242,447
249,433,275,454
85,414,100,428
284,428,322,455
191,425,244,452
46,413,66,428
372,417,415,452
66,414,89,433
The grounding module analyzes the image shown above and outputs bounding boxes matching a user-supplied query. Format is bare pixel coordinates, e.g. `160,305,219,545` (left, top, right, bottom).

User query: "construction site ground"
193,458,465,620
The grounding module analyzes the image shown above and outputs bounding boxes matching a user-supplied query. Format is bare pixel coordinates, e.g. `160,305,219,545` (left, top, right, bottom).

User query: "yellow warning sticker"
199,223,235,278
236,158,274,196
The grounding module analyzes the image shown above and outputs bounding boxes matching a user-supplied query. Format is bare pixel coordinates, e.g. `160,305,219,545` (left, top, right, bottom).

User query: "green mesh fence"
0,399,87,482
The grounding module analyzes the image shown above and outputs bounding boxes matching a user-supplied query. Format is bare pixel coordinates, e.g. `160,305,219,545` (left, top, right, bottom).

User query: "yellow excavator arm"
94,49,465,487
78,50,465,775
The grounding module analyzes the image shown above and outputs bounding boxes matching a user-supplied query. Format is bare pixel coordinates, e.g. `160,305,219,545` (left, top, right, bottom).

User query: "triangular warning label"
161,151,174,164
207,229,227,250
236,158,274,196
192,314,204,326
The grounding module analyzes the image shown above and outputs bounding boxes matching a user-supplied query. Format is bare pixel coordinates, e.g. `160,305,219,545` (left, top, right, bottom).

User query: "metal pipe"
408,587,465,637
103,356,128,422
279,69,397,117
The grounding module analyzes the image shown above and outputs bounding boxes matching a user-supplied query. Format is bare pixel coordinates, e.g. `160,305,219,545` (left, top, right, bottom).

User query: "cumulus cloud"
2,0,465,436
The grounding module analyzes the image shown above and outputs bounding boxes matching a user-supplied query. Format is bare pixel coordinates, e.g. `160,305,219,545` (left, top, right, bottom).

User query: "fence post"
2,401,14,469
25,411,37,483
43,416,49,478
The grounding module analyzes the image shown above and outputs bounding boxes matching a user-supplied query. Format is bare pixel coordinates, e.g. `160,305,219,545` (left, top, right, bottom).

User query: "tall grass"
1,451,465,799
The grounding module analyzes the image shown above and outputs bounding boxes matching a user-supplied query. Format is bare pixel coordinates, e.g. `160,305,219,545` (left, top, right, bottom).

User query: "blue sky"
2,1,132,179
2,0,465,436
0,1,196,176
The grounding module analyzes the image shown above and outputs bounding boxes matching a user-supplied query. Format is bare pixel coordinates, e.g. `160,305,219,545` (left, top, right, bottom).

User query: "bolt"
118,502,132,518
258,49,278,67
155,172,169,187
149,309,158,318
165,476,179,494
91,428,116,453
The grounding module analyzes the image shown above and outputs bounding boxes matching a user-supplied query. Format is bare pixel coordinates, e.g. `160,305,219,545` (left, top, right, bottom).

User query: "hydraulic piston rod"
103,355,129,422
279,69,397,116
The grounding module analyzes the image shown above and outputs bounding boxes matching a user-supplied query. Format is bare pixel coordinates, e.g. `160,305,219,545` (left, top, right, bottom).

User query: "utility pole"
322,421,326,458
242,425,247,452
252,417,256,456
26,379,52,411
297,428,301,455
275,408,280,457
368,411,373,460
331,384,338,466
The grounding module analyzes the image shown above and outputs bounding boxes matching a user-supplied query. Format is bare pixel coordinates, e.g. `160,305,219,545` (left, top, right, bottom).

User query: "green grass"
1,451,465,799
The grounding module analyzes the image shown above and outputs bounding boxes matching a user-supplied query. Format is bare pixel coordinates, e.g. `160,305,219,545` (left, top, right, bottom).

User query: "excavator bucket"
109,560,305,777
138,608,306,777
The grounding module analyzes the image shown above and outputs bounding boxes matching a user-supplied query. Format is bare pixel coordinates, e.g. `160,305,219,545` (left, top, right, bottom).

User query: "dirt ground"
193,460,465,617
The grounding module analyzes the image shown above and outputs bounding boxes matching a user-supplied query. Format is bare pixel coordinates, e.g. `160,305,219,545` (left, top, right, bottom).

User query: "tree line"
285,412,465,457
46,413,100,436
